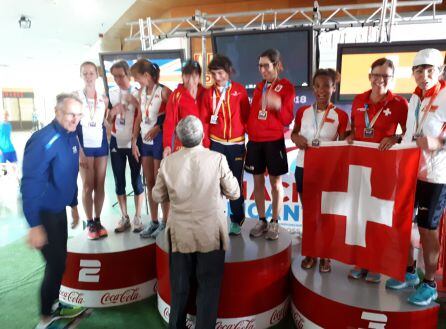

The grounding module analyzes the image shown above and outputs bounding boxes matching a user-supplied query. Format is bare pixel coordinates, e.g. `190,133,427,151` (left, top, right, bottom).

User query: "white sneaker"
264,222,280,240
132,215,144,233
249,221,268,238
114,215,131,233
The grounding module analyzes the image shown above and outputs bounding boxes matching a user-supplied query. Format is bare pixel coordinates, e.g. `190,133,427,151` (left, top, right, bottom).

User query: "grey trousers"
168,249,225,329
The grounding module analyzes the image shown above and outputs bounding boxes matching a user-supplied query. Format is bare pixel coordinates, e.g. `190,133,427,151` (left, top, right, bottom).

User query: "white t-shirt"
77,90,107,148
109,86,137,149
294,104,350,168
138,85,164,145
403,83,446,184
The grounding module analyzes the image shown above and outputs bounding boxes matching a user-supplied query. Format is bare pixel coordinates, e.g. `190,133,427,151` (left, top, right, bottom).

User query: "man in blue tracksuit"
21,93,85,329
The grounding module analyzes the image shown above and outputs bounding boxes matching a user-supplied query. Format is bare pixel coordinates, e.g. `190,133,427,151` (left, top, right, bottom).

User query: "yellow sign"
340,51,446,95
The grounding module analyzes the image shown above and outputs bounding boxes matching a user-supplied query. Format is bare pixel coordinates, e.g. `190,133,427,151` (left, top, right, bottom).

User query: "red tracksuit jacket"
163,84,205,151
200,81,250,147
247,78,295,142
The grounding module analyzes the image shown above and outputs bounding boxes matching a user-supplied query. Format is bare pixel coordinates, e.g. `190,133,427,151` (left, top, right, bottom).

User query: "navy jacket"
21,120,79,227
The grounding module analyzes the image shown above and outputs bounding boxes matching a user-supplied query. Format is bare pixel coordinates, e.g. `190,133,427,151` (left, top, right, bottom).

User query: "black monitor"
336,40,446,102
212,28,313,89
99,49,185,95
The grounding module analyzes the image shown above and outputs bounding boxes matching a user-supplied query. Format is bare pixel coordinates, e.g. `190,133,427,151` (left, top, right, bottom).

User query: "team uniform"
200,81,250,225
21,120,79,317
108,86,144,197
245,78,295,176
163,84,205,152
403,80,446,230
351,90,408,143
294,104,350,194
137,84,168,160
76,90,108,157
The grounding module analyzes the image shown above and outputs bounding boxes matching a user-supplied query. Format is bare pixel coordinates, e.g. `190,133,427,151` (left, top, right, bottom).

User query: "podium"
156,219,292,328
60,229,156,307
291,255,439,328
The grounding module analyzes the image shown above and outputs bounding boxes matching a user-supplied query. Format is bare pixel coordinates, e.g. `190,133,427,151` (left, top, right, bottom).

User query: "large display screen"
212,28,312,89
337,40,446,102
99,49,185,95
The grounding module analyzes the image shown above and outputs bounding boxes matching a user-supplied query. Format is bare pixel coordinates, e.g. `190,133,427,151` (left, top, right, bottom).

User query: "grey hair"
55,93,83,111
175,115,203,148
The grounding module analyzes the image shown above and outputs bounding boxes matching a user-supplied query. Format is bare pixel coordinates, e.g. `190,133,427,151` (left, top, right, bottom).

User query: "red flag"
302,141,420,281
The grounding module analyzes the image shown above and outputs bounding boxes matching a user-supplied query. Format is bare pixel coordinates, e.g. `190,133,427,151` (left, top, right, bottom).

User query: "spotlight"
19,15,31,29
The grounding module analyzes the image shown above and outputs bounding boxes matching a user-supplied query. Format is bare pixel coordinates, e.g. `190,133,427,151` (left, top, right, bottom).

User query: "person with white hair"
22,93,85,328
152,115,240,329
386,48,446,306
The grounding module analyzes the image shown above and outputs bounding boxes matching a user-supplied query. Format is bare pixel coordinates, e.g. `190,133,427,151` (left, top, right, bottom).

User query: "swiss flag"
302,141,420,281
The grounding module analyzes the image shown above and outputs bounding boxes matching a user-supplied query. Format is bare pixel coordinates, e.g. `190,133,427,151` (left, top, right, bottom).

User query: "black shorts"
244,139,288,176
414,180,446,230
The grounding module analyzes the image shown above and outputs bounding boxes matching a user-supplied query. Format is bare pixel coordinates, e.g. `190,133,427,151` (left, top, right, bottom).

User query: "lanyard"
261,78,278,111
313,103,334,140
119,87,132,104
212,81,230,116
143,84,159,118
364,103,386,129
83,90,97,122
415,84,441,135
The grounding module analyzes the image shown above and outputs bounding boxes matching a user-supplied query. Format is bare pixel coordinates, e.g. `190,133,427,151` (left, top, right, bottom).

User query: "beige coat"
152,145,240,253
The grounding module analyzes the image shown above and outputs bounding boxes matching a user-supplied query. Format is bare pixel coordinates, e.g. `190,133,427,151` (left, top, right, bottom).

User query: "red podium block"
59,230,156,307
156,219,292,328
291,256,439,328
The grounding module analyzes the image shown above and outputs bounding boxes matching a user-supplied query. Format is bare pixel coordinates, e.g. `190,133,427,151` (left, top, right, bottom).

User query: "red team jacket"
200,81,250,147
351,90,408,143
247,78,295,142
163,84,205,151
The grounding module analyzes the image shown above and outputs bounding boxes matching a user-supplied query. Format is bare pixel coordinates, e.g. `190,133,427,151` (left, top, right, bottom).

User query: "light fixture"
19,15,31,29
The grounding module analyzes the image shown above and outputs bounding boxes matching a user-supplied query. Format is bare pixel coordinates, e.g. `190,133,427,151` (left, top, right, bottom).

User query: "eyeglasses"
64,112,83,119
258,63,273,70
370,73,393,80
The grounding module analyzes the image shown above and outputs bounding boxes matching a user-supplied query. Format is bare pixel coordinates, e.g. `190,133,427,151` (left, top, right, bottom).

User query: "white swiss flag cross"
321,165,394,247
302,141,420,280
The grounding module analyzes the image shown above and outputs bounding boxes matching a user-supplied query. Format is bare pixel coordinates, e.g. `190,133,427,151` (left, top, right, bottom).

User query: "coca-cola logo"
292,310,304,329
270,305,288,325
59,290,84,304
215,319,255,329
162,307,193,328
100,288,139,305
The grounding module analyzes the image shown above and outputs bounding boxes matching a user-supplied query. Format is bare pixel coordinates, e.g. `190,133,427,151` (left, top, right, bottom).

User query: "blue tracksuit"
21,120,79,227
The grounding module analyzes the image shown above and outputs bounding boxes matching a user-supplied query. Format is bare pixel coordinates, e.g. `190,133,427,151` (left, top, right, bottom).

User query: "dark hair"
182,60,202,76
371,58,394,73
130,59,160,83
80,61,98,75
313,68,340,85
110,60,130,77
208,54,234,75
259,48,283,73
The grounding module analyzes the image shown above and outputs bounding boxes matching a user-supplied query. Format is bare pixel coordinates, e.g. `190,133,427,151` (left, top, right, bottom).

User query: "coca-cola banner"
158,295,289,329
59,280,156,308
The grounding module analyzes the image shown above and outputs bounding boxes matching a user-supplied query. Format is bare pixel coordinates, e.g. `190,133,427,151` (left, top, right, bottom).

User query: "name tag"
89,121,96,128
119,118,125,125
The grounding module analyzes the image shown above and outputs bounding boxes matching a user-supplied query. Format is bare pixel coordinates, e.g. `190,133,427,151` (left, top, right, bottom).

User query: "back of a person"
162,146,225,218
